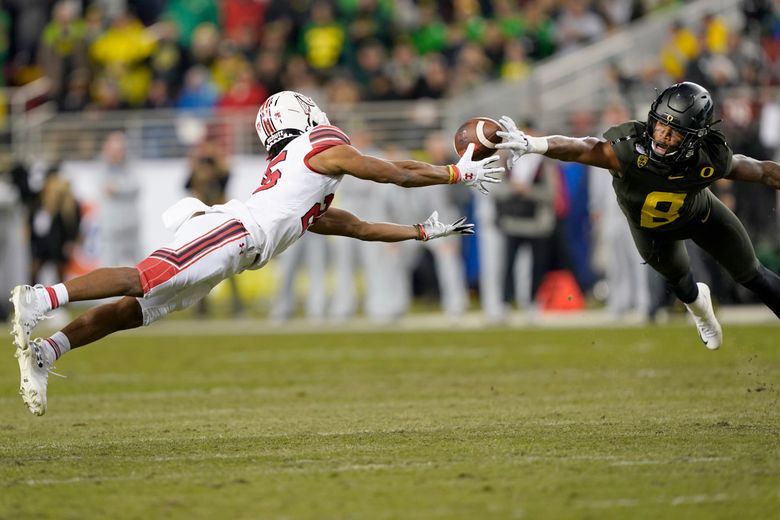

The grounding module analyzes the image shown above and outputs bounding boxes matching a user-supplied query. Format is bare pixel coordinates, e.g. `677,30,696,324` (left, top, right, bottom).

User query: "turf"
1,324,778,520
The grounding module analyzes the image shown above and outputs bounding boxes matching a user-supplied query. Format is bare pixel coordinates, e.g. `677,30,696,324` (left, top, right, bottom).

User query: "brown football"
453,117,503,160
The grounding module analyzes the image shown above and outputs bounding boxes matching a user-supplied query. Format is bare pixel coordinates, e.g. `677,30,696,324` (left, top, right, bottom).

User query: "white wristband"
527,136,549,154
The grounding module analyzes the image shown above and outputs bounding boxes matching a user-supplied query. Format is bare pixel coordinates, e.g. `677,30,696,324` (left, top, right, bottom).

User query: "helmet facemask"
645,82,714,163
646,112,706,162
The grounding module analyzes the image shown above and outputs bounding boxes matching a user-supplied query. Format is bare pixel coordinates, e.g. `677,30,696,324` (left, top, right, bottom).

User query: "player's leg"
61,296,143,349
628,225,722,349
10,267,142,350
16,213,255,415
690,195,780,318
15,296,143,416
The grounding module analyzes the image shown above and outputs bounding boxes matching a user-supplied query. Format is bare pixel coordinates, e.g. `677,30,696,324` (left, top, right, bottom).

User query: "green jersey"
603,121,732,233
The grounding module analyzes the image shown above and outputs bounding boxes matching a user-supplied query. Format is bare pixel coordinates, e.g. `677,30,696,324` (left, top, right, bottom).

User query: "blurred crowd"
1,0,779,324
1,0,683,111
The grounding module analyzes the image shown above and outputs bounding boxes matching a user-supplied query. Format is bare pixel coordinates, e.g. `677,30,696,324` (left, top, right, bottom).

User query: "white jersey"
220,125,349,268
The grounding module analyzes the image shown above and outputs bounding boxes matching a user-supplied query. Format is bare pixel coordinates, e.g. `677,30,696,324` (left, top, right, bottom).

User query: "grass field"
0,322,778,519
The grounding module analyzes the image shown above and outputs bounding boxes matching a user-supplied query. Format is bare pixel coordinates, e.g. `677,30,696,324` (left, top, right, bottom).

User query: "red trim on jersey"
304,125,351,174
310,125,350,146
45,287,58,309
135,219,249,294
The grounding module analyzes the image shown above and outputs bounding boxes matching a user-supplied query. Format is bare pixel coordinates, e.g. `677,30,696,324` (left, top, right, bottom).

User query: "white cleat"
17,338,56,416
684,282,723,350
10,285,50,350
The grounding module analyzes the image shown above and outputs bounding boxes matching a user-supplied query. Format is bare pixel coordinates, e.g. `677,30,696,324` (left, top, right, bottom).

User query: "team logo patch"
637,155,648,168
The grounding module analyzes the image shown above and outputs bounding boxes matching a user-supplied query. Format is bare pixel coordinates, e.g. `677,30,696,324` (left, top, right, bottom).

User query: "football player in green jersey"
497,81,780,350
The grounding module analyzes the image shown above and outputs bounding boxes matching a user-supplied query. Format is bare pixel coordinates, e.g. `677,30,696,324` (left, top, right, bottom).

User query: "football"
453,117,503,160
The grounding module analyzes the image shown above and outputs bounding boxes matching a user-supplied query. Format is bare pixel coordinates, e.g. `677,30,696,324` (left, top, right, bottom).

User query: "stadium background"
0,0,778,319
1,2,779,519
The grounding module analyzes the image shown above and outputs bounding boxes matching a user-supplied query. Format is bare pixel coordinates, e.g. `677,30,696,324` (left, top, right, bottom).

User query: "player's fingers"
495,142,522,150
479,154,502,165
499,116,517,131
484,167,505,175
461,143,475,161
452,216,467,227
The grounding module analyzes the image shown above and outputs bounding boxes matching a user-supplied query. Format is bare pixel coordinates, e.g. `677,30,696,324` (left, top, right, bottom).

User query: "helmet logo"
294,94,316,117
637,155,648,168
665,114,675,123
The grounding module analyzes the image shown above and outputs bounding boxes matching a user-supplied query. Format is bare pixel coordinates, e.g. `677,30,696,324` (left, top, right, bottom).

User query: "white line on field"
7,460,437,487
582,493,732,510
671,493,730,506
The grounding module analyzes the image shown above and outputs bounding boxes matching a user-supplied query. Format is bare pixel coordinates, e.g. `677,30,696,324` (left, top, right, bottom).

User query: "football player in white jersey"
9,90,504,415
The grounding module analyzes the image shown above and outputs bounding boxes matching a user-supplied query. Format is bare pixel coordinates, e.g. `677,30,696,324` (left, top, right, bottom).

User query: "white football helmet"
255,91,330,151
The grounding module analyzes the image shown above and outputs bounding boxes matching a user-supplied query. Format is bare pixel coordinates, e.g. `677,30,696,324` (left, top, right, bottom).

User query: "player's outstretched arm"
308,207,474,242
727,155,780,189
495,116,619,170
307,143,503,194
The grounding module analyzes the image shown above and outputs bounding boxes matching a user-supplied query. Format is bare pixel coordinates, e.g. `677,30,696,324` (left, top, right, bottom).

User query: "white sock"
39,283,69,311
45,331,71,360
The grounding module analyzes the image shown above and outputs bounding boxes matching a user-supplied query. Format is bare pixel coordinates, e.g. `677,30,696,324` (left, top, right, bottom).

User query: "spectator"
494,123,558,311
162,0,220,50
410,4,448,56
217,61,267,110
702,12,731,55
448,42,491,95
4,0,50,73
299,0,346,77
98,132,141,267
176,65,218,109
413,52,449,99
148,20,186,96
500,38,530,81
340,0,394,55
659,20,699,81
38,0,88,109
328,132,405,322
268,233,329,323
253,49,284,97
401,132,470,318
520,1,556,61
27,165,82,284
385,38,423,99
588,102,651,320
221,0,266,44
0,165,28,321
554,0,608,55
353,39,392,100
90,11,156,108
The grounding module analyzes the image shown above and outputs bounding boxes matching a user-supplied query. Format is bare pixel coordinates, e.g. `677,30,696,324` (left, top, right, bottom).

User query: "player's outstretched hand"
495,116,531,162
454,143,504,195
417,211,475,241
495,116,549,165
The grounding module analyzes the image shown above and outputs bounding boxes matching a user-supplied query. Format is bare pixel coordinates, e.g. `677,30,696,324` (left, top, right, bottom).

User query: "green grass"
1,324,779,520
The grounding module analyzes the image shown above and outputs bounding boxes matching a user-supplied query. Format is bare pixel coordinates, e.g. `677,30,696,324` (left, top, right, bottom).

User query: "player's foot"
10,285,50,350
16,338,56,416
684,283,723,350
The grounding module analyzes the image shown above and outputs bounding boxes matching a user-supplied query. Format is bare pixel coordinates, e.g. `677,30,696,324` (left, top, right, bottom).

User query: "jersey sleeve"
699,129,733,180
308,125,351,154
604,121,644,169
